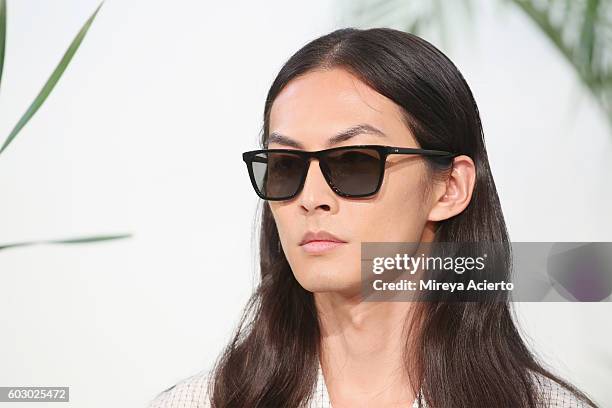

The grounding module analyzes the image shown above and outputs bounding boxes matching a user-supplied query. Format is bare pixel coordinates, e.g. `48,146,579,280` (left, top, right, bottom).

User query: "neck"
315,292,418,408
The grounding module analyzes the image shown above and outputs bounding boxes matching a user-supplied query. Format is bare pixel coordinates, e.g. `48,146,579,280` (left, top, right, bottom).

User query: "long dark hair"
209,27,598,408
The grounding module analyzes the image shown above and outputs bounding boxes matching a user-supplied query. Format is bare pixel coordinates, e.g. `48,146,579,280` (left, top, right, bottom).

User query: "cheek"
270,204,297,246
356,175,428,243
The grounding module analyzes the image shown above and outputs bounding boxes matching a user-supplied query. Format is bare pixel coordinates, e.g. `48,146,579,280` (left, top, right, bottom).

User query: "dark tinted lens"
250,152,307,199
324,148,382,196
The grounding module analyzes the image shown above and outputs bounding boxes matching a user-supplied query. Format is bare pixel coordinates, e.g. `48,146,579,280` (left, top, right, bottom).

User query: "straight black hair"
209,27,598,408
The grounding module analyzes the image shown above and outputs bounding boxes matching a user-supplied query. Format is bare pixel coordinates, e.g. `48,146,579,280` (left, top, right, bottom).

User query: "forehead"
268,68,414,148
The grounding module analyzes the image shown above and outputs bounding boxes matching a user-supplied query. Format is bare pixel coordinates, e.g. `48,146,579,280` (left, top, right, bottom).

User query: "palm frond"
0,2,104,156
0,1,131,257
0,0,6,91
0,233,132,251
511,0,612,125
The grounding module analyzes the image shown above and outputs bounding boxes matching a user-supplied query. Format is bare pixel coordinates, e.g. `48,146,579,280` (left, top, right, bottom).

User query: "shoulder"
147,369,212,408
531,372,596,408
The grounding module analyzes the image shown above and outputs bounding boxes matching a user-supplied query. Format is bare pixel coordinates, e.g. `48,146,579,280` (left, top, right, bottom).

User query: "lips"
299,230,347,246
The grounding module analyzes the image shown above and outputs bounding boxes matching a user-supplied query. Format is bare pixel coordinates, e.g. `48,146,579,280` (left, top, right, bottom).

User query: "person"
148,27,598,408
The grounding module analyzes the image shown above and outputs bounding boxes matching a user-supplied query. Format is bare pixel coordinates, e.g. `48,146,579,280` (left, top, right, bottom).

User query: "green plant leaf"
0,1,104,156
0,233,132,251
0,0,6,91
510,0,611,125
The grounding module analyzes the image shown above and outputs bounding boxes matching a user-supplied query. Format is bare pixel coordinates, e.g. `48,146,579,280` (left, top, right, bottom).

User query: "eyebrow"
267,123,387,149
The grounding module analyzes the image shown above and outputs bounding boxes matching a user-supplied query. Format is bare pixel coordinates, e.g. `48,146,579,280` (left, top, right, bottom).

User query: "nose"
298,158,336,213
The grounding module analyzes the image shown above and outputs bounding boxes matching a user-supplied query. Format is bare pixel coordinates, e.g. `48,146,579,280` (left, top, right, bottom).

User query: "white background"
0,0,610,407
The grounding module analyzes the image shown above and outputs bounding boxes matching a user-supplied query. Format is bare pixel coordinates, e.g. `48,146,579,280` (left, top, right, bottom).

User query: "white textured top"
147,364,594,407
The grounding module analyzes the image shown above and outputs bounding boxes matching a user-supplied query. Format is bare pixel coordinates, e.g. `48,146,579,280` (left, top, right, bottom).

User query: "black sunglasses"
242,144,459,201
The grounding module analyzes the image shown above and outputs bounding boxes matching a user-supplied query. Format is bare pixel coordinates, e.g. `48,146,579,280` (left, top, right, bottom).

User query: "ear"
427,155,476,222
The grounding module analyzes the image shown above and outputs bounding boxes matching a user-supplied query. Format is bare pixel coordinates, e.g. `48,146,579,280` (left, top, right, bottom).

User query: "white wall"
0,0,609,407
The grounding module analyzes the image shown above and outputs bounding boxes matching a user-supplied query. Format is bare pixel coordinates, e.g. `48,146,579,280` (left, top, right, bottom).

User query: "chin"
293,272,362,296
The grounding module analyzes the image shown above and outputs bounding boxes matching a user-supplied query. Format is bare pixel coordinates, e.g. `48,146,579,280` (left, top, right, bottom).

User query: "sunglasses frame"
242,144,459,201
